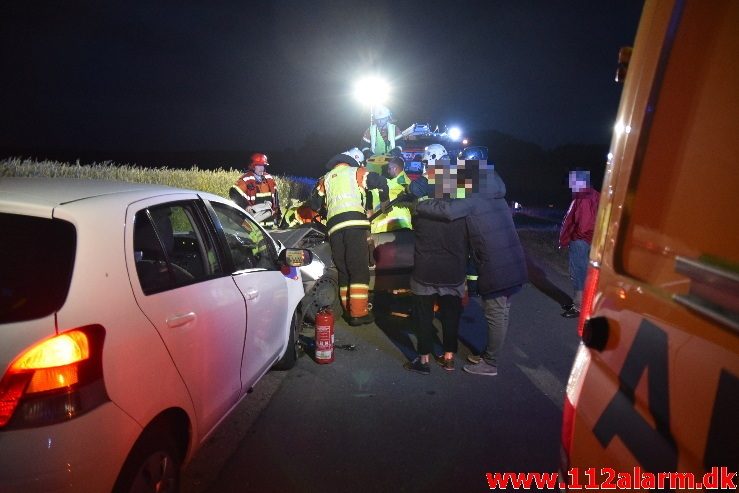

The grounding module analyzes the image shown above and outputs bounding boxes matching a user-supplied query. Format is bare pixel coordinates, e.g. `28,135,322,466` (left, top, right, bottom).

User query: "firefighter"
229,152,281,228
370,156,413,233
280,199,322,228
309,147,390,326
362,105,400,156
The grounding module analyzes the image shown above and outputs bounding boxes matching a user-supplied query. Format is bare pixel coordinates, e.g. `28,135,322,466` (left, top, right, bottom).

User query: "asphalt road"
182,262,581,493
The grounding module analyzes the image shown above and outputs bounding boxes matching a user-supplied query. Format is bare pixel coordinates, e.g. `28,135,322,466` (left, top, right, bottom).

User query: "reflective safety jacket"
233,171,279,208
310,158,388,236
363,123,398,155
282,202,321,228
371,171,413,233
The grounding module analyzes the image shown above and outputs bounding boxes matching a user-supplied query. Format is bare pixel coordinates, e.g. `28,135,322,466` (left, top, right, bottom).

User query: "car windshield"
0,213,76,323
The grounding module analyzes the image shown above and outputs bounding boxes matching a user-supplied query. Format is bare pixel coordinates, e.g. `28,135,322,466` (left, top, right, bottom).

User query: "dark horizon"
1,1,644,159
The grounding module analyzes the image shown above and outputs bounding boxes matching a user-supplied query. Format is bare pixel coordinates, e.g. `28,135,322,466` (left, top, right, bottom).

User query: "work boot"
560,304,580,318
348,312,375,326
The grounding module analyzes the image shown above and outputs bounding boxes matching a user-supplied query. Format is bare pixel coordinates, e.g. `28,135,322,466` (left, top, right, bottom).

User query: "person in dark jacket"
403,149,469,374
415,147,527,376
559,170,599,312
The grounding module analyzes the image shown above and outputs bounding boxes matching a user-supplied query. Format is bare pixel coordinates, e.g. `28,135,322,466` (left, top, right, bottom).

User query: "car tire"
301,271,343,323
273,309,300,371
113,421,182,493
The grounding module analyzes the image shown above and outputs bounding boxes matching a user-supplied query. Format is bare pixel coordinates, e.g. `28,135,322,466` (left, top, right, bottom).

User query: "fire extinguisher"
314,308,335,364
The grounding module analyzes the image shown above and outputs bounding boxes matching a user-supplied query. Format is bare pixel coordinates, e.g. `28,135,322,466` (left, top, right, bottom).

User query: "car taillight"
577,265,600,337
0,325,108,429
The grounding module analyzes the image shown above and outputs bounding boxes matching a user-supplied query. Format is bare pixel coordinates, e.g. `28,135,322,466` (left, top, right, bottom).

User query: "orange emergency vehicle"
561,0,738,489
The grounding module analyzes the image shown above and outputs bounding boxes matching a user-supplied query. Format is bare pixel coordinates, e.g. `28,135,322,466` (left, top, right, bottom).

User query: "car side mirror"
278,248,313,267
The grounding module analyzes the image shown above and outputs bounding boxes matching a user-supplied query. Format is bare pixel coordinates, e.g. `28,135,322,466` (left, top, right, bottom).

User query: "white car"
0,177,311,492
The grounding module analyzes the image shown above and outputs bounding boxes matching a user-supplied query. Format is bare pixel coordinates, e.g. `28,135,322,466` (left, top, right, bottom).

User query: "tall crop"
0,158,316,210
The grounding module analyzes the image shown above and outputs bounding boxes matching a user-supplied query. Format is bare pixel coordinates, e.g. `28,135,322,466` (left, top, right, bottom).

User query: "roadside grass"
0,157,316,210
518,228,570,277
2,157,569,277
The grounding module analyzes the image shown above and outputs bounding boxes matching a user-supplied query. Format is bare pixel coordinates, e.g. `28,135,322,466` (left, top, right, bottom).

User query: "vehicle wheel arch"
113,408,191,493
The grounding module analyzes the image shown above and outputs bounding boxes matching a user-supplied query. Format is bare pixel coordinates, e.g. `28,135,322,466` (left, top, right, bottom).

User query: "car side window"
211,202,277,272
133,202,222,294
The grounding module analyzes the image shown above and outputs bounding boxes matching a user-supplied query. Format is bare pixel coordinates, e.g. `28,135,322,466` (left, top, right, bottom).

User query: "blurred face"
375,116,390,128
253,165,265,176
426,159,494,199
568,171,589,192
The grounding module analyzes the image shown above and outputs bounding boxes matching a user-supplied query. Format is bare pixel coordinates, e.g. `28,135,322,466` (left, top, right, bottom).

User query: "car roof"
0,177,198,217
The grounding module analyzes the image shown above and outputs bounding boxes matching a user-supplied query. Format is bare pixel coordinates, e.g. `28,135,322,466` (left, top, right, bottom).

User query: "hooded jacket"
414,171,527,296
559,187,600,246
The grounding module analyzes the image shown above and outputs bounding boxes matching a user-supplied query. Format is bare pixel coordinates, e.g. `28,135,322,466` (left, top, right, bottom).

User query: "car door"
127,195,247,437
207,200,290,391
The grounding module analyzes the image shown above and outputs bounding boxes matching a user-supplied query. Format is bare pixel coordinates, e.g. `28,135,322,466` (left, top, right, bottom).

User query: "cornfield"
0,157,316,210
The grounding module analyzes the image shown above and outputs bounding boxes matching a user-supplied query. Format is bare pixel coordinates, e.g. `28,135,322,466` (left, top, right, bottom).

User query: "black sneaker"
434,354,455,371
348,312,375,326
561,304,580,318
403,357,430,375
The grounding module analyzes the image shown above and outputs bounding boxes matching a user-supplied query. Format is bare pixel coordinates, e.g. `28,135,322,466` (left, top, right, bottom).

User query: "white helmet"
374,105,391,120
342,147,365,166
246,202,274,223
423,143,448,161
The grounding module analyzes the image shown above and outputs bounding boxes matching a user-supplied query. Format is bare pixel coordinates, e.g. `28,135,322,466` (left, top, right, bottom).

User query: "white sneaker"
463,360,498,376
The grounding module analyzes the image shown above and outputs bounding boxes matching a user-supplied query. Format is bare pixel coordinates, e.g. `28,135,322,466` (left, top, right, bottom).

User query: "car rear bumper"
0,401,141,493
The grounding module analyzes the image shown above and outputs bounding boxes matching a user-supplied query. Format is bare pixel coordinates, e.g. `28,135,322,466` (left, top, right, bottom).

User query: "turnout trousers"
329,227,371,318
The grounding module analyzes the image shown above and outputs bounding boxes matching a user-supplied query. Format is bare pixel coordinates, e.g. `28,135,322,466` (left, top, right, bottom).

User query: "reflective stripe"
369,123,397,154
328,219,370,235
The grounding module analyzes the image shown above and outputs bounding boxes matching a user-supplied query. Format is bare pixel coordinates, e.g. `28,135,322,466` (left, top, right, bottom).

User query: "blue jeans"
568,239,590,292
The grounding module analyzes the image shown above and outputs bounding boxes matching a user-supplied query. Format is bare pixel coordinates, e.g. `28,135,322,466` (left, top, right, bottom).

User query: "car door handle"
166,312,197,328
245,288,259,300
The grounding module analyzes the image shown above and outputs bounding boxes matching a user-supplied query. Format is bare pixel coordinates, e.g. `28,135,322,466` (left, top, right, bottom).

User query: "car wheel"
113,421,181,493
301,272,342,322
273,309,300,371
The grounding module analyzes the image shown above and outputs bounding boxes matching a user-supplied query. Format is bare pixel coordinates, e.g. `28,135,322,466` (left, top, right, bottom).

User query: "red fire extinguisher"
314,308,335,364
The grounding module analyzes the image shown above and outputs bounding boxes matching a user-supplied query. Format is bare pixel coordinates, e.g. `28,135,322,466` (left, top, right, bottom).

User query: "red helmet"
248,153,269,168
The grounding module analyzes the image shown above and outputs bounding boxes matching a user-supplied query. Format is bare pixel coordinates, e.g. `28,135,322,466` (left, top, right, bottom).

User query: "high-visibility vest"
325,166,366,219
369,123,397,155
319,164,371,235
371,171,412,233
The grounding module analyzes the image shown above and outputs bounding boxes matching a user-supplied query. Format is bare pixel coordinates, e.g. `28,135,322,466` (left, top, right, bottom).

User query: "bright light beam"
354,77,389,106
448,126,462,141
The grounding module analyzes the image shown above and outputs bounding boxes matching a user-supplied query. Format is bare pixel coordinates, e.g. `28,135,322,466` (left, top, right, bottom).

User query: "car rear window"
0,213,76,323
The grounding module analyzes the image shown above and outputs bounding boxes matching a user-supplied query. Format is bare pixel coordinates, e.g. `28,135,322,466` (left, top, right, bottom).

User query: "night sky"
1,0,644,169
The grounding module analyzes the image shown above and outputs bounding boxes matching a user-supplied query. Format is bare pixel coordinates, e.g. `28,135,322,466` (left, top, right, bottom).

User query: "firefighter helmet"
342,147,365,166
423,143,448,161
458,146,488,160
374,105,391,120
248,153,269,169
